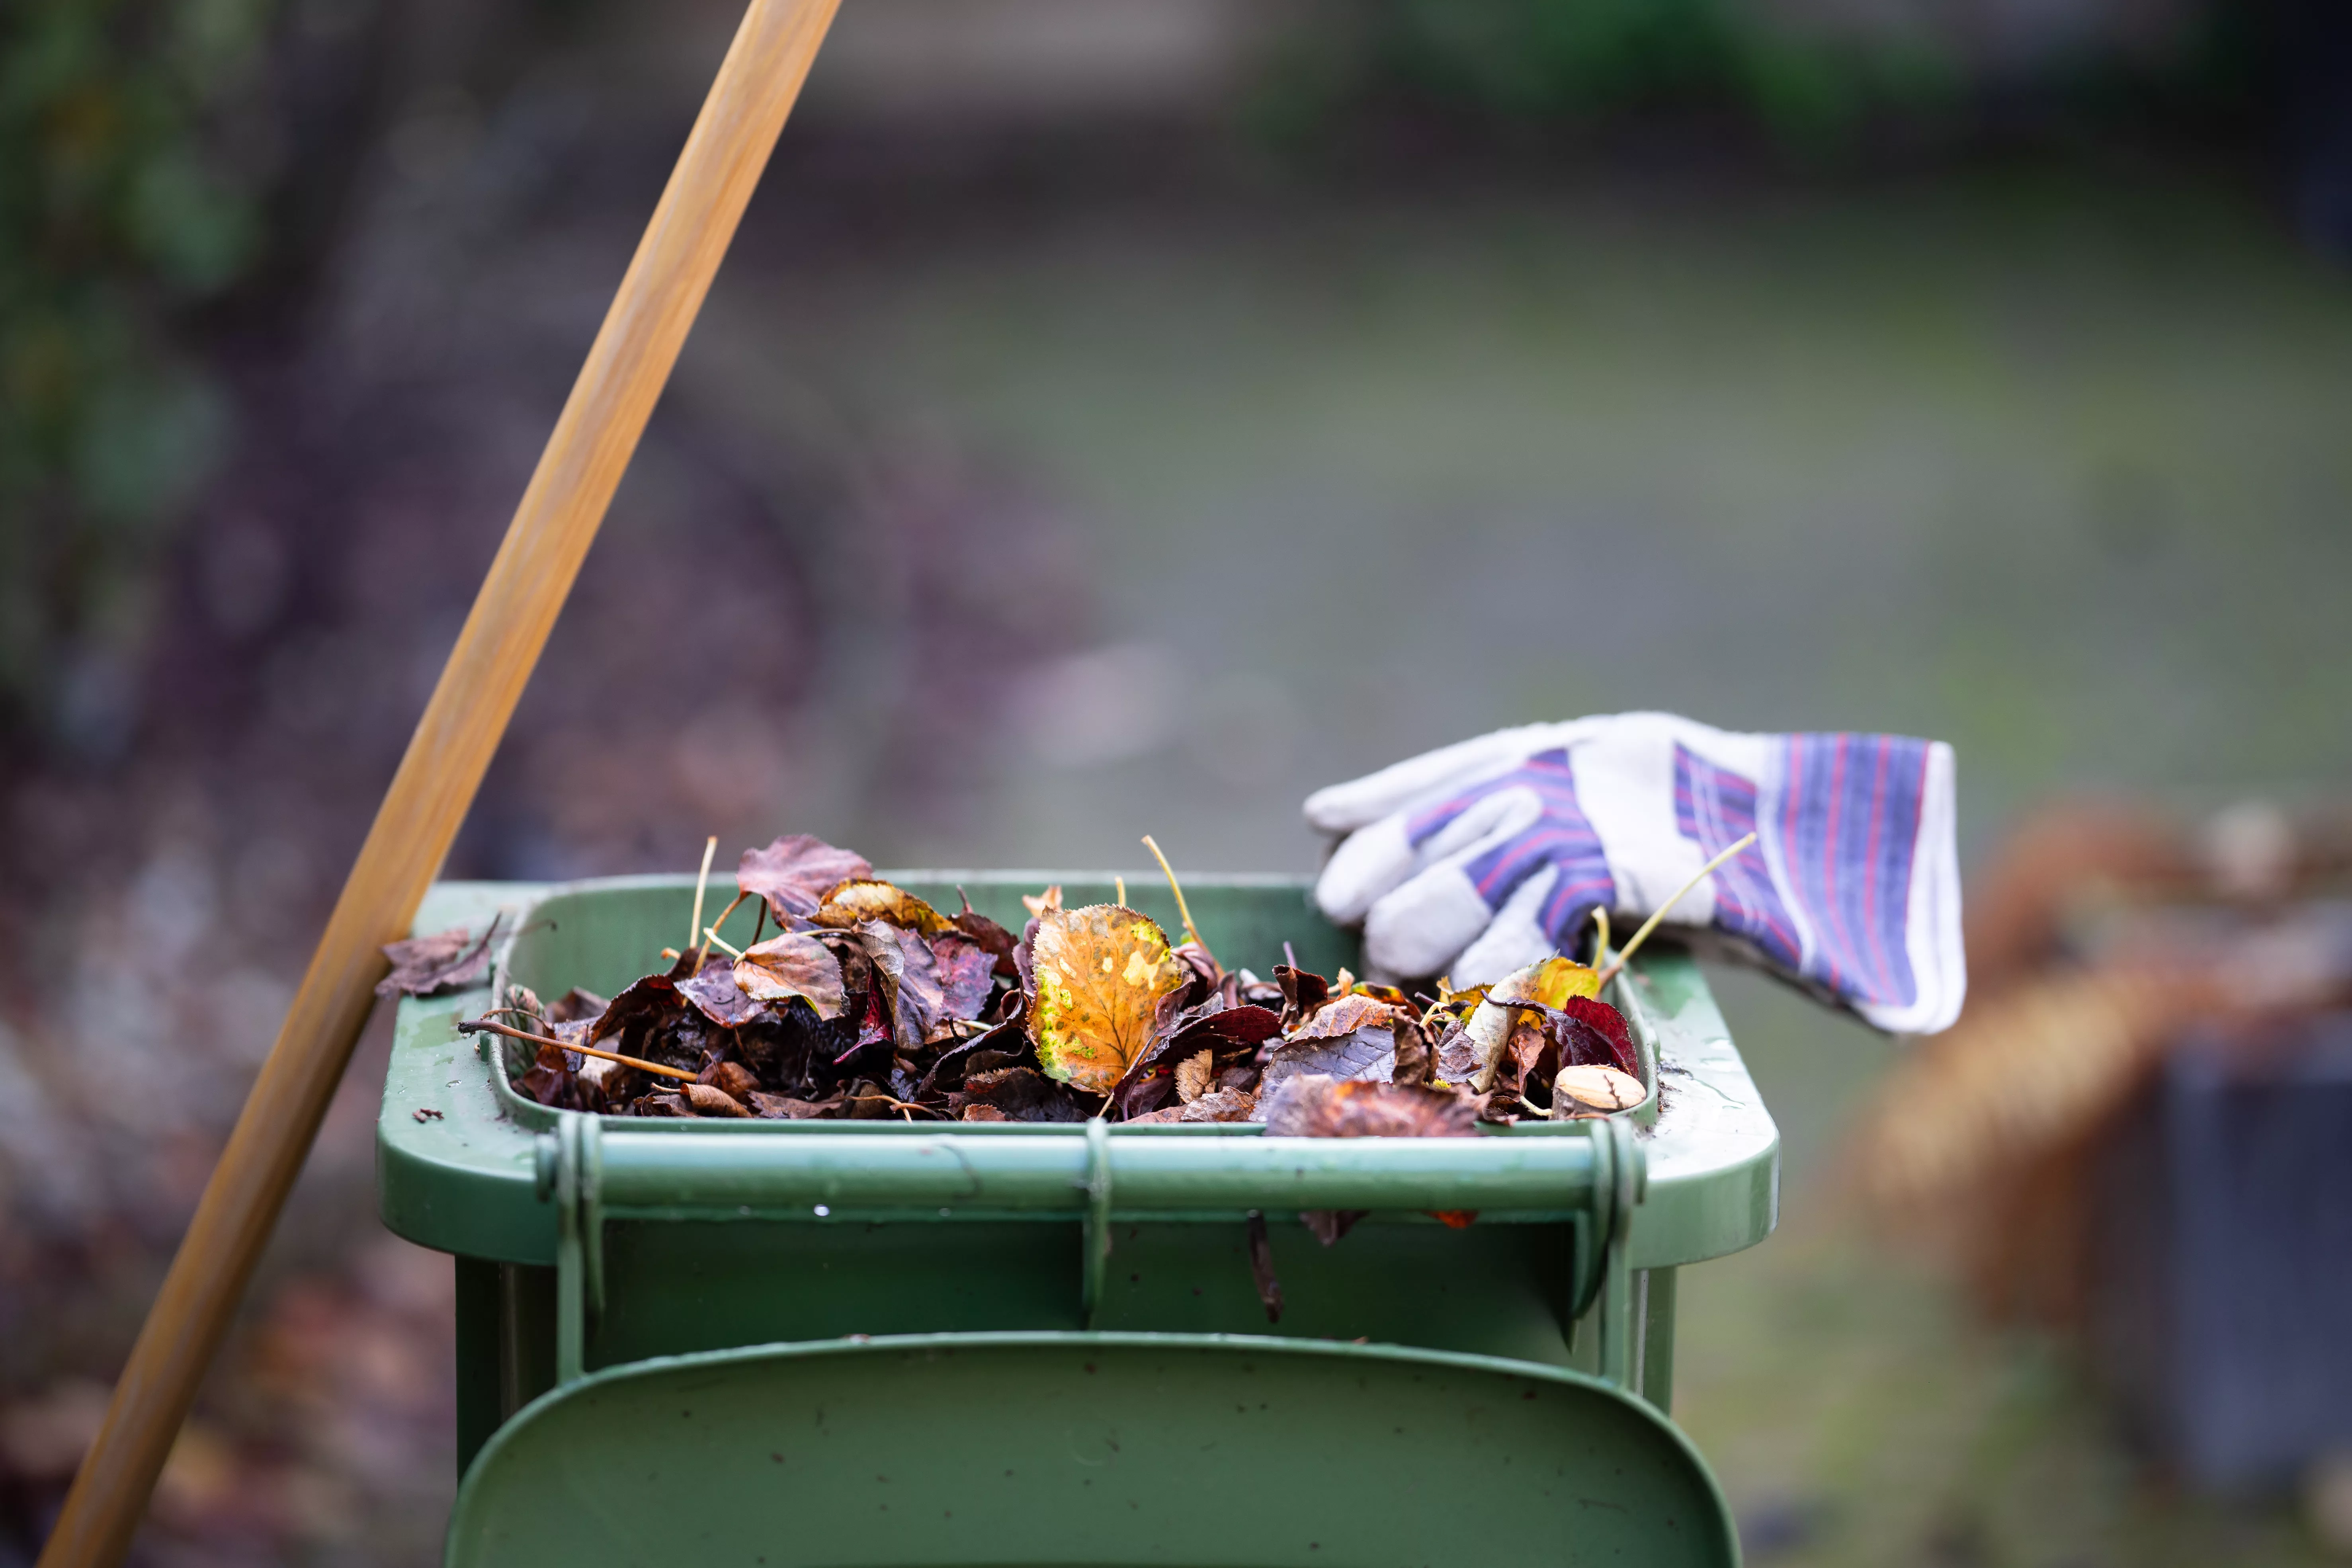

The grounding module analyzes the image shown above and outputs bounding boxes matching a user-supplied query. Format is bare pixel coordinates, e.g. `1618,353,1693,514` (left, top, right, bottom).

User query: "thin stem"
1114,875,1127,907
1589,906,1611,969
1141,834,1213,963
702,926,745,961
694,889,749,971
458,1019,697,1082
688,836,718,954
1595,832,1757,989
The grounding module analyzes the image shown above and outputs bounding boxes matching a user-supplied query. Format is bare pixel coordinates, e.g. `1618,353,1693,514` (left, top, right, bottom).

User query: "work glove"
1305,712,1964,1035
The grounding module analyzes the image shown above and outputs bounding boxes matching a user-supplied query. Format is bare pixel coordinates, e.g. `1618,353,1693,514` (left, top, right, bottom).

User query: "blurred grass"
699,160,2352,874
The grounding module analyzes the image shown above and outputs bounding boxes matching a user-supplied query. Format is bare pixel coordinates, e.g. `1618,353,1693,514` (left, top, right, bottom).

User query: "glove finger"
1358,797,1552,978
1304,722,1568,835
1316,788,1543,926
1313,816,1418,926
1452,868,1565,988
1360,861,1495,981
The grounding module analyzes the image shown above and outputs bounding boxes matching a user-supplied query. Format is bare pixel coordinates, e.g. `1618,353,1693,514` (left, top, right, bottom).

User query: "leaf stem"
1141,834,1214,964
1595,832,1757,989
688,836,718,955
694,889,749,971
1589,906,1610,969
458,1019,699,1082
702,926,746,961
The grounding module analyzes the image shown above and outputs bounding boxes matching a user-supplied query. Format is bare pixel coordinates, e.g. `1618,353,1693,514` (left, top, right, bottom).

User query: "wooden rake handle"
37,1,842,1561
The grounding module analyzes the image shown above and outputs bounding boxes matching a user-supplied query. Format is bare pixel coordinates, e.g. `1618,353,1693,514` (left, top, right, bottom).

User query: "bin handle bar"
553,1125,1610,1215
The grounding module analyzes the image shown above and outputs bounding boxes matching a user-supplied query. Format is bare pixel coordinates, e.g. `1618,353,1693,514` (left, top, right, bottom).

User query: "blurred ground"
5,6,2352,1559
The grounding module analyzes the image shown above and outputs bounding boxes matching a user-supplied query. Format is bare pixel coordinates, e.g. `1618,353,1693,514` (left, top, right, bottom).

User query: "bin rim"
377,877,1778,1273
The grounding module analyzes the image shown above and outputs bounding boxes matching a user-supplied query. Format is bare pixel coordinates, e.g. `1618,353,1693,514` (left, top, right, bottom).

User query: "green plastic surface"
445,1332,1738,1568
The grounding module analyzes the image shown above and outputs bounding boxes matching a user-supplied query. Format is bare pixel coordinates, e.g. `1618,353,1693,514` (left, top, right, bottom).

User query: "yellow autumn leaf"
1026,904,1189,1094
811,879,950,935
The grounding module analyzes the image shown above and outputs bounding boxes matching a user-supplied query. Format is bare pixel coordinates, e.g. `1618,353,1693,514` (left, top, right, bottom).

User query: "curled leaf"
1021,885,1064,919
732,933,847,1019
700,1060,761,1104
682,1081,755,1118
815,879,950,935
1174,1049,1214,1103
738,835,873,923
1026,905,1190,1094
1273,965,1330,1033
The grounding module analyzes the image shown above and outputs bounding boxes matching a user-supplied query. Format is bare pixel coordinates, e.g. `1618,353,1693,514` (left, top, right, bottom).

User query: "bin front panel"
584,1215,1581,1375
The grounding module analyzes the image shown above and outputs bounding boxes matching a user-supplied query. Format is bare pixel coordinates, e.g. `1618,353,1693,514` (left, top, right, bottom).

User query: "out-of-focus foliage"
0,0,293,753
1258,0,2260,161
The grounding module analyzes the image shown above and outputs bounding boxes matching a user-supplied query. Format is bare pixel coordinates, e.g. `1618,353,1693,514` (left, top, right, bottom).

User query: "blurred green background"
3,0,2350,1560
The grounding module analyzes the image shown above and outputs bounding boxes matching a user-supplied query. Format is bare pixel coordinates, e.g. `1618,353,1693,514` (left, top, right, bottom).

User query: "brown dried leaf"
1174,1049,1214,1104
732,933,847,1018
681,1082,755,1118
1259,1024,1397,1095
1273,965,1330,1033
949,895,1021,977
516,1037,585,1110
1285,992,1401,1044
739,835,872,923
584,974,686,1051
678,960,766,1028
1127,1086,1257,1124
701,1060,760,1105
953,1065,1089,1122
376,915,503,999
1391,1015,1435,1088
1261,1075,1479,1139
1026,905,1190,1094
1021,885,1064,918
749,1091,844,1120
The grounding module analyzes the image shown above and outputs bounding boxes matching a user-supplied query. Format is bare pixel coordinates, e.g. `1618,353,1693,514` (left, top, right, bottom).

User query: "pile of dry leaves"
386,835,1650,1135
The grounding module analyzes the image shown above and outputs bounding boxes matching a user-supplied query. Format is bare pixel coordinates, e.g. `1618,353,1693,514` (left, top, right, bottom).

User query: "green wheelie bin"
376,872,1780,1566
